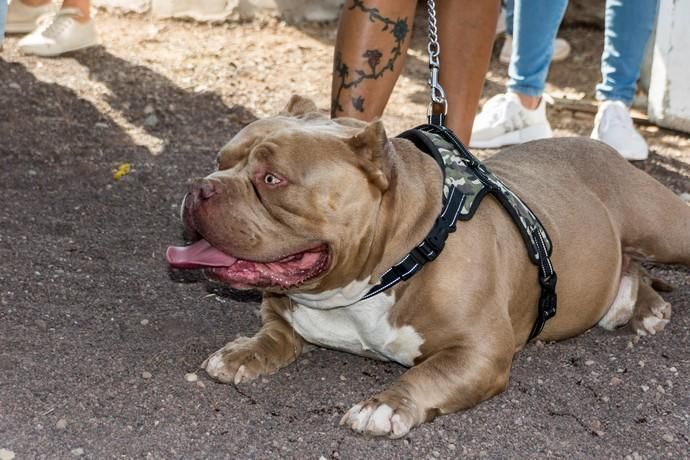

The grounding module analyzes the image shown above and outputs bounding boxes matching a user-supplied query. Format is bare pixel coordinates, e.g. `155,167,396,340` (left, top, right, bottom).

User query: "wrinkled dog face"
167,96,392,293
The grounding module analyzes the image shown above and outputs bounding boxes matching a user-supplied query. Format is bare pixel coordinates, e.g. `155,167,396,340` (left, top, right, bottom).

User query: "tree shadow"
72,47,256,158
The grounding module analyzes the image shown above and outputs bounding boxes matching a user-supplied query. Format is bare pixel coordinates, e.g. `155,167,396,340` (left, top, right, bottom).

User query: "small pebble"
0,448,16,460
625,452,642,460
669,367,677,373
56,419,68,430
196,381,206,388
144,104,155,114
585,360,595,366
144,114,159,127
640,385,649,392
185,373,198,382
71,448,84,456
142,371,152,379
339,375,347,381
140,319,149,326
610,376,622,386
662,433,675,443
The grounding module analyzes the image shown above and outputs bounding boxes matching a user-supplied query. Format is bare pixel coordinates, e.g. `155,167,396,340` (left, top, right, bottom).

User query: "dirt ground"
1,8,689,460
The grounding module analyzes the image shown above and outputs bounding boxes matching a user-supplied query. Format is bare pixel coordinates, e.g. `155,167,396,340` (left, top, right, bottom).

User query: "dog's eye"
264,173,282,185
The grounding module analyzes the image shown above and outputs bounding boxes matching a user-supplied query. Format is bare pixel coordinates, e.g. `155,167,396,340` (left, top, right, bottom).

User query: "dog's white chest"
283,292,424,366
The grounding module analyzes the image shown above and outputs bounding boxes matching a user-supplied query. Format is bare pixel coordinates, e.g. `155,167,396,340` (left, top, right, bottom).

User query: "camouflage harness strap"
363,124,557,341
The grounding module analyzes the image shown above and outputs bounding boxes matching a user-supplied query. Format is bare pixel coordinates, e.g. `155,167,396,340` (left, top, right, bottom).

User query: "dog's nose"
189,179,217,202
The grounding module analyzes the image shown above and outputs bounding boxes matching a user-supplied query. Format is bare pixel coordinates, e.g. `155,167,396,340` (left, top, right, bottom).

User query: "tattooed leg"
331,0,500,145
330,0,416,119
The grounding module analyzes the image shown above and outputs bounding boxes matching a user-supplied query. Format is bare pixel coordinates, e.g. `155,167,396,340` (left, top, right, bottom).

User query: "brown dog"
167,96,690,438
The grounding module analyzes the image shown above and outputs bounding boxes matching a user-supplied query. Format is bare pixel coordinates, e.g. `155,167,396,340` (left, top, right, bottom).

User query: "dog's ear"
347,119,391,191
281,95,318,116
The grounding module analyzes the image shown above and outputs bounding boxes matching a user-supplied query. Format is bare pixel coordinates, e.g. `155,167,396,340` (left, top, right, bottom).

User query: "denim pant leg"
507,0,568,97
596,0,659,105
0,0,8,48
504,0,515,36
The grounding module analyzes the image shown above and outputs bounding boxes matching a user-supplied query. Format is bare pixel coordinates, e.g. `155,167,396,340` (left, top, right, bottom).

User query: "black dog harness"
362,124,557,341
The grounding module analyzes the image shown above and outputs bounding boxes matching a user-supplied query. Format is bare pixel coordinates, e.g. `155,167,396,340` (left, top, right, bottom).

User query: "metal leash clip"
426,0,448,125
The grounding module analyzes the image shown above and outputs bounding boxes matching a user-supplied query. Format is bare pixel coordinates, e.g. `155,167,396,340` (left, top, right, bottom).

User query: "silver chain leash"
426,0,447,118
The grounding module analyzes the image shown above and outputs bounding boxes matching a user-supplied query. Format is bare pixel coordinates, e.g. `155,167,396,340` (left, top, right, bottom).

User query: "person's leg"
331,0,417,121
508,0,568,106
331,0,500,144
596,0,658,105
504,0,514,37
590,0,659,161
435,0,501,143
61,0,91,22
0,0,7,41
469,0,567,148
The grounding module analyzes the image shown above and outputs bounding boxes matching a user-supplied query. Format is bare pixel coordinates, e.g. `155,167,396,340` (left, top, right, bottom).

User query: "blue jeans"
503,0,515,36
0,0,7,47
507,0,658,105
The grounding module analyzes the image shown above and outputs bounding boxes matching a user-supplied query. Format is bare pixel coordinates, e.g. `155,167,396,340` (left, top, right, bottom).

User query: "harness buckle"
412,240,439,263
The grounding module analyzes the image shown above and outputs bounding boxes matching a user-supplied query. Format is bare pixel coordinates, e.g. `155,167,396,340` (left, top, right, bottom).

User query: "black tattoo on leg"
331,0,410,117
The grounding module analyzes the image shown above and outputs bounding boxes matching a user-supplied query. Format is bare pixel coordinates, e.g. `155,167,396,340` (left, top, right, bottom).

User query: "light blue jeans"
0,0,7,47
507,0,658,105
504,0,515,36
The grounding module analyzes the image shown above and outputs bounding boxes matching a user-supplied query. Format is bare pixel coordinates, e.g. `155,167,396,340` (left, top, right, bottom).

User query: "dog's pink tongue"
166,239,237,268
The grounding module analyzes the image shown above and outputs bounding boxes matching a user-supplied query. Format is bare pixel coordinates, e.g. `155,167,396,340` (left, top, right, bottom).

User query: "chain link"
426,0,447,113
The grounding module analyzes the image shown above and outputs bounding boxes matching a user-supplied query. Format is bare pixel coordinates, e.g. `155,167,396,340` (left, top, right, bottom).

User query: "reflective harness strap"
363,124,558,342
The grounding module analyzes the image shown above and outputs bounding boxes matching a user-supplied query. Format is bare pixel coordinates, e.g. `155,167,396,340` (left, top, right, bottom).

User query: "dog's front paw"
203,336,274,385
340,393,420,439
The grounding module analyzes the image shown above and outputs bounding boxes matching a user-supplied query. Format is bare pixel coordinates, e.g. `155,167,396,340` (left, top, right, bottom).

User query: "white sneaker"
470,92,553,149
6,0,55,34
18,8,99,57
591,100,649,161
499,35,572,64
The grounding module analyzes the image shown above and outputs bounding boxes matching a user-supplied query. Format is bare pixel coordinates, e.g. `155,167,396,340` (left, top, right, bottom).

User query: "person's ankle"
60,6,90,21
516,93,541,111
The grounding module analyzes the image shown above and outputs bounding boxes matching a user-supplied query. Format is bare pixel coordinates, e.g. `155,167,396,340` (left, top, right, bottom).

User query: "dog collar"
362,124,557,341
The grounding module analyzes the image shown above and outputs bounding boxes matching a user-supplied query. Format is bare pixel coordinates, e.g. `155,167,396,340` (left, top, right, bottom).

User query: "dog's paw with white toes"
340,400,416,438
633,301,672,336
203,336,268,385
